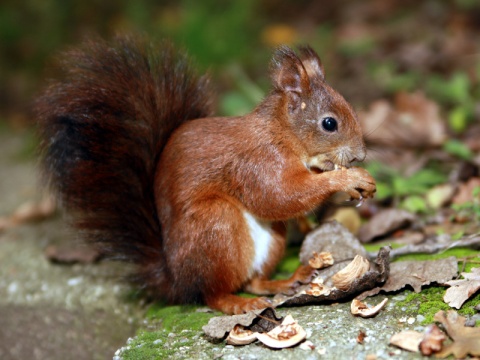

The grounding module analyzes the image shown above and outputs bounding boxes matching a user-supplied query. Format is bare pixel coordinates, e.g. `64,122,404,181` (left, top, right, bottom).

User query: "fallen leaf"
434,310,480,358
390,330,423,352
255,314,306,349
359,92,447,149
358,209,415,243
419,324,446,356
299,221,367,265
11,196,56,224
44,244,101,264
0,196,56,231
443,267,480,309
452,177,480,205
390,324,447,355
358,257,457,299
273,247,390,307
351,298,388,318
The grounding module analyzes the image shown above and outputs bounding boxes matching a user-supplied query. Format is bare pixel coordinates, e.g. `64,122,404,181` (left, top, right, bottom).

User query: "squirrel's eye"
321,117,338,132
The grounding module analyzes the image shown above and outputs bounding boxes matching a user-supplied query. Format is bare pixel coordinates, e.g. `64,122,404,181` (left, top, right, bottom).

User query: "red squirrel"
36,36,376,314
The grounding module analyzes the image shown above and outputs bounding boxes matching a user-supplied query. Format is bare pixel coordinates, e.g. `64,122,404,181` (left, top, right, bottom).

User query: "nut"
255,315,306,348
308,251,334,269
331,255,370,291
226,325,257,345
351,298,388,318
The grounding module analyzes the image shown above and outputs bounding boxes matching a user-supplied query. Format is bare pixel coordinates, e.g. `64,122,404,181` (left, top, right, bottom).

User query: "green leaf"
401,195,428,213
375,182,393,200
443,139,473,160
448,107,469,134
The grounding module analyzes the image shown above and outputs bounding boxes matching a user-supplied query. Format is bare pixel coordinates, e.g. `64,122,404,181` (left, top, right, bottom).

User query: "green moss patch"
119,305,220,360
146,304,218,332
397,286,480,324
394,247,479,264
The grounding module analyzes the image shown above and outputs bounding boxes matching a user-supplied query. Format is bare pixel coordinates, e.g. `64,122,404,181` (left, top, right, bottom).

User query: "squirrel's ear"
271,46,309,110
298,46,325,80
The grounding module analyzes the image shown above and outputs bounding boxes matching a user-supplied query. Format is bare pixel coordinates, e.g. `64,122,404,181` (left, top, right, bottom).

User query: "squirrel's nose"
349,144,367,164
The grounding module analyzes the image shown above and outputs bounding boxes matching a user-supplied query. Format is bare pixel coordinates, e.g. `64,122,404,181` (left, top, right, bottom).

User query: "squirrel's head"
270,45,366,172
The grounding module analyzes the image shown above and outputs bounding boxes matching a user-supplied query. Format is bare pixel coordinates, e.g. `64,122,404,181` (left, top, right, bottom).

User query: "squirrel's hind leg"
205,293,272,315
163,196,274,314
244,264,316,295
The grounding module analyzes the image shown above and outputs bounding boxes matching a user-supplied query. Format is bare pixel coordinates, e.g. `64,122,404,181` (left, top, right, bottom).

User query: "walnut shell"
331,255,370,291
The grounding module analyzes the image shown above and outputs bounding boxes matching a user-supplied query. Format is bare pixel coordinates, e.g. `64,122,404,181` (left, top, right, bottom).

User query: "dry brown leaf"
419,324,446,356
359,91,447,148
351,298,388,318
358,257,457,299
443,267,480,309
300,221,367,265
44,244,101,264
390,325,447,355
434,310,480,358
358,209,415,243
0,196,56,231
452,177,480,205
390,330,423,352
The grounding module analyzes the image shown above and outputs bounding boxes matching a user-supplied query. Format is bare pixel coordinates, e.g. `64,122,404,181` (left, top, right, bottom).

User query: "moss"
463,261,480,272
120,305,221,360
397,285,480,324
120,329,199,360
146,304,218,332
394,247,479,264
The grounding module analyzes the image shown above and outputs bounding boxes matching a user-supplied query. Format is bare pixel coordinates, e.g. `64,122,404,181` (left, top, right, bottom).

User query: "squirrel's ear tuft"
270,46,308,95
270,46,312,112
298,46,325,80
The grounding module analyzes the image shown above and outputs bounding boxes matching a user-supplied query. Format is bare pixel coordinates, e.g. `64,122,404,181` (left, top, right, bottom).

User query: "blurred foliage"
452,186,480,225
443,139,474,160
366,162,447,205
2,0,480,121
0,0,269,119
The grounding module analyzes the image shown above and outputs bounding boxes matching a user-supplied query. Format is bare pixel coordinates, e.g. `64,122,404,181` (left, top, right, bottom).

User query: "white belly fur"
243,211,273,275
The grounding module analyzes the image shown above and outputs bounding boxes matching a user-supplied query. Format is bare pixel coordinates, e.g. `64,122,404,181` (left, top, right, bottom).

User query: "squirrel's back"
36,36,214,295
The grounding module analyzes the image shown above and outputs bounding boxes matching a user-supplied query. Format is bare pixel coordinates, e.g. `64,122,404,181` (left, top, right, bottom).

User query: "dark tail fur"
36,36,213,296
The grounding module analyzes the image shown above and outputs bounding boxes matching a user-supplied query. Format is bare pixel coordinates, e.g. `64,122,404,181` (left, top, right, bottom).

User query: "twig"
367,234,480,260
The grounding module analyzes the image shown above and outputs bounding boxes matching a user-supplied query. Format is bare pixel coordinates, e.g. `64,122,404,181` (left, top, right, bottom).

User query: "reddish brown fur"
37,38,375,315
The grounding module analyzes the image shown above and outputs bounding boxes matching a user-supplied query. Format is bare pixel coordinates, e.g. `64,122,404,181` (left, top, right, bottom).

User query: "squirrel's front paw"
334,166,376,201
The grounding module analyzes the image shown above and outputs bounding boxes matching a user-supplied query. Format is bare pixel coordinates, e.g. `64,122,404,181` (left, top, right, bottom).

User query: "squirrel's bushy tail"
36,36,213,295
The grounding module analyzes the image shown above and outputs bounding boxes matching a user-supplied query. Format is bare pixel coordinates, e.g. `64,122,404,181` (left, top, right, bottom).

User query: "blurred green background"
1,0,479,126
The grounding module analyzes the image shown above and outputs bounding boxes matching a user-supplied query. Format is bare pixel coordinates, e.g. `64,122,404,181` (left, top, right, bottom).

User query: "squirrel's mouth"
306,156,346,173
